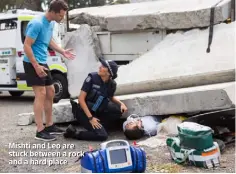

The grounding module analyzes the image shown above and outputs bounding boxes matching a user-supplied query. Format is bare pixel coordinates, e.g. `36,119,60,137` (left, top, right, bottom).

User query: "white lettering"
8,143,30,149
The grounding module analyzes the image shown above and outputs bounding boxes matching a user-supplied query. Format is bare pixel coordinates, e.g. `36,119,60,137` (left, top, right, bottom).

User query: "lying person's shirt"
123,115,161,136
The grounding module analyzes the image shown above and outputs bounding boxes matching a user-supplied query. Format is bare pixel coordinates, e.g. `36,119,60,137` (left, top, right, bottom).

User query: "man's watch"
88,116,93,121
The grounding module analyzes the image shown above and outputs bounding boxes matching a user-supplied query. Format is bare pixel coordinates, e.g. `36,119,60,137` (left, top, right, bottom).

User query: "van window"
20,20,57,52
0,18,17,31
20,21,62,46
0,19,17,48
21,21,29,44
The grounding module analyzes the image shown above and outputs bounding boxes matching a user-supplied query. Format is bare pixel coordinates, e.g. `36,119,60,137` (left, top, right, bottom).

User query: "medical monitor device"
100,140,133,171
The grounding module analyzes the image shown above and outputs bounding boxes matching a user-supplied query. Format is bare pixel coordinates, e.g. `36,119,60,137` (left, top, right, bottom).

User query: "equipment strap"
98,151,106,173
206,0,223,53
170,141,195,164
90,152,98,173
92,96,104,112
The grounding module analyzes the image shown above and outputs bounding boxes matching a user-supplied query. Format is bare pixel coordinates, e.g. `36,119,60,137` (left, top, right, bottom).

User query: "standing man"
23,0,75,141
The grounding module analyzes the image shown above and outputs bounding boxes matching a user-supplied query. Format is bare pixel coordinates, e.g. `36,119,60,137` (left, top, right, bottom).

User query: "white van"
0,9,68,102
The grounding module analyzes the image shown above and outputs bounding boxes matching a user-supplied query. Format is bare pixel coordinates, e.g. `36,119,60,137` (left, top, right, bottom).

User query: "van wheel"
52,73,68,103
9,91,24,97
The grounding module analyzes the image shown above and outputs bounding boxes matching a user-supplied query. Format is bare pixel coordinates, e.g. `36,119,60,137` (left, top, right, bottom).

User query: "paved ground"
0,91,235,173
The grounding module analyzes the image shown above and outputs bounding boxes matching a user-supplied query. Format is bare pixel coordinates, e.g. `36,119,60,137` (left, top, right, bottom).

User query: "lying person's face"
125,120,142,130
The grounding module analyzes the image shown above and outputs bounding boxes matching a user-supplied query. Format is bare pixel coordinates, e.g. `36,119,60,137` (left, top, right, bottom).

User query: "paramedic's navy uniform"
70,72,122,141
82,72,115,100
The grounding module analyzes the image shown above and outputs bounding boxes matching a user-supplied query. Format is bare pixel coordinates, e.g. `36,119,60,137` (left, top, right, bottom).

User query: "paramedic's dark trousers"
72,101,122,141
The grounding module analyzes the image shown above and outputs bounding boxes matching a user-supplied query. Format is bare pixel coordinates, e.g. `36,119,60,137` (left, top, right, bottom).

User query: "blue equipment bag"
80,140,146,173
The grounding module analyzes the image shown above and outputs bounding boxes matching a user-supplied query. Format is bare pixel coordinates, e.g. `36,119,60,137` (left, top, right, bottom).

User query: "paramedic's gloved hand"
89,117,102,129
62,48,76,60
121,103,128,114
35,65,48,78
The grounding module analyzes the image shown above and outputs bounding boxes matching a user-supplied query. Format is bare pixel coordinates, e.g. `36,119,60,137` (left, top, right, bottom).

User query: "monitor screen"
109,149,127,164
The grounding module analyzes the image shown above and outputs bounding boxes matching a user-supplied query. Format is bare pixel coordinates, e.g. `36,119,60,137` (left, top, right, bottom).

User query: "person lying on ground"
64,58,128,141
123,114,161,140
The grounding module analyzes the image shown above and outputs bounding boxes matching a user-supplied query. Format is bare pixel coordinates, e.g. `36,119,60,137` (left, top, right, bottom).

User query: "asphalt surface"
0,91,235,173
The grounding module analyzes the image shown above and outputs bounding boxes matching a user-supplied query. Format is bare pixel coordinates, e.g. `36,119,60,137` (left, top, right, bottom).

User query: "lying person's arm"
111,96,128,113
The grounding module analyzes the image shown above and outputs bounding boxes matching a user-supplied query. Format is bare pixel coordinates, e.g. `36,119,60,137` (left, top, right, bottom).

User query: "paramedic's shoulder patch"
85,76,91,83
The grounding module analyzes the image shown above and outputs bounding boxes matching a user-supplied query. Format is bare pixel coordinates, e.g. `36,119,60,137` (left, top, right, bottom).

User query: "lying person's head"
123,120,145,140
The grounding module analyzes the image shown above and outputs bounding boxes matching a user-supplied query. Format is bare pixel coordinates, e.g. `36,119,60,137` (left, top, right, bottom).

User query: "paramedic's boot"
63,124,77,138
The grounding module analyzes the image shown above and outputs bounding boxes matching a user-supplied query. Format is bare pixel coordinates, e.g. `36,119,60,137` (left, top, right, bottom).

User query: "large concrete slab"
118,82,235,117
115,22,235,95
65,21,235,98
17,82,234,125
69,0,231,31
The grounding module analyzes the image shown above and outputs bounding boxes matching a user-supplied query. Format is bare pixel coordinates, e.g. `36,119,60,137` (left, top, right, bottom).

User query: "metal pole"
231,0,235,22
66,0,70,32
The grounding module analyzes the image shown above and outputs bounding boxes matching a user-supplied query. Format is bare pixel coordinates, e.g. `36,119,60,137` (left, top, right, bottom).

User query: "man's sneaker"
45,124,64,135
35,129,56,141
63,124,76,138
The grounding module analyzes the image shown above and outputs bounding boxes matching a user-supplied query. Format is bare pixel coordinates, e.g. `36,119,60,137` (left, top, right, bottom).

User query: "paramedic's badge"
86,76,91,83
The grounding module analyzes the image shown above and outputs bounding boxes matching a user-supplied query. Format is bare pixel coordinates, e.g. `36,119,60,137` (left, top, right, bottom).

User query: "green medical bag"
177,122,214,150
166,137,220,168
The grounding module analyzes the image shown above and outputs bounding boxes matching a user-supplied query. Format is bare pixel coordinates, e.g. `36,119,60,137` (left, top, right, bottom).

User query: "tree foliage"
113,0,130,4
0,0,130,12
68,0,106,9
0,0,44,12
107,0,114,5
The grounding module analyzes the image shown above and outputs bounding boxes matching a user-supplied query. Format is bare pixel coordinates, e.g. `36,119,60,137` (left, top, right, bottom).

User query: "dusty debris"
147,162,183,173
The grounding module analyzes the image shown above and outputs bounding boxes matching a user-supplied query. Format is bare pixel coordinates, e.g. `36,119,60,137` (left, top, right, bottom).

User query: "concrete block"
62,24,102,98
52,101,76,123
69,0,231,31
50,82,235,123
66,20,235,98
17,112,34,126
17,101,75,125
17,99,76,125
118,82,235,117
18,82,234,124
115,22,235,95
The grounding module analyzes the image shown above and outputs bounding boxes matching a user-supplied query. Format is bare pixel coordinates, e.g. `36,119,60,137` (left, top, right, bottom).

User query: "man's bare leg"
44,85,55,127
44,85,64,134
32,86,46,132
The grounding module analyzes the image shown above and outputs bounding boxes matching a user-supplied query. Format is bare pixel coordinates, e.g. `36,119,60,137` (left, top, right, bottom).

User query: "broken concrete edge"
117,81,235,100
115,69,235,95
120,82,235,117
69,0,231,31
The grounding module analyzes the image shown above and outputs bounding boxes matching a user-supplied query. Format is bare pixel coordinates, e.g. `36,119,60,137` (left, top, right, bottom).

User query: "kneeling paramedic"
64,58,128,141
